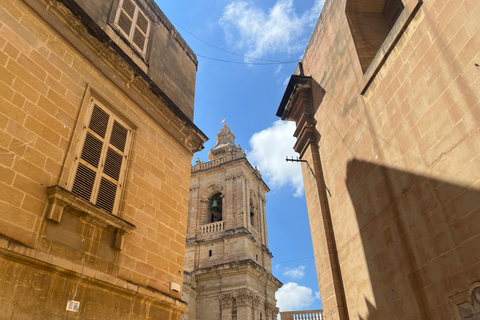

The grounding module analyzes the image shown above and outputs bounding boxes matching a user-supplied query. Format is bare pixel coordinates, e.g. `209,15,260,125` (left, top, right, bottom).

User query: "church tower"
182,124,281,320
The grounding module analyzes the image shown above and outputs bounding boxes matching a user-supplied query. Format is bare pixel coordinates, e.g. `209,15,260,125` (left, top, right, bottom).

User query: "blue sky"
157,0,324,312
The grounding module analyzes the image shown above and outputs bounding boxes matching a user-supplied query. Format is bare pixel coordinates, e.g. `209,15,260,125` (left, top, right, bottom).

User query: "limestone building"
0,0,206,318
276,0,480,319
182,124,282,320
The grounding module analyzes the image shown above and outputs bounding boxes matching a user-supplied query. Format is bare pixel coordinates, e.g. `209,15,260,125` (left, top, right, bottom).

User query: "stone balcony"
280,310,323,320
200,221,224,234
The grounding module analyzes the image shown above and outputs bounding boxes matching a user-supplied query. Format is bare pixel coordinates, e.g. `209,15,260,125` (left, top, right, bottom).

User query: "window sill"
360,0,423,95
45,185,135,249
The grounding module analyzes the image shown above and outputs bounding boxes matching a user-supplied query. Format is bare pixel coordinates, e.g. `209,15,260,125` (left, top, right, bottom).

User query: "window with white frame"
70,101,132,214
114,0,151,56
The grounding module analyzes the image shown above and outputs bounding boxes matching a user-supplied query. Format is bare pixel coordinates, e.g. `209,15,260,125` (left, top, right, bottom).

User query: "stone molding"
449,281,480,319
193,259,282,288
293,113,319,158
186,227,275,250
45,185,135,250
22,0,207,153
0,236,187,314
199,183,225,199
219,289,260,309
191,154,269,192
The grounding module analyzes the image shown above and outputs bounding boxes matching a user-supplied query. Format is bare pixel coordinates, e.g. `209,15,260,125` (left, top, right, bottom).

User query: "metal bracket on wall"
285,156,315,177
285,156,332,197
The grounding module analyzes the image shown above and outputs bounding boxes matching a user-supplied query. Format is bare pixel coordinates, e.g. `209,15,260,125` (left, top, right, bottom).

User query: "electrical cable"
170,20,298,64
196,54,297,65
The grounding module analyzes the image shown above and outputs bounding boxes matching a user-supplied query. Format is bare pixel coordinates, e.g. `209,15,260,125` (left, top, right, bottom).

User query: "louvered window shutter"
71,104,131,214
115,0,151,55
117,0,135,37
132,10,150,52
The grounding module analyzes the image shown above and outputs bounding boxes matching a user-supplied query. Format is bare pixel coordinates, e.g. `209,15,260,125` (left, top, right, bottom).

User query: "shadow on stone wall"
345,159,480,320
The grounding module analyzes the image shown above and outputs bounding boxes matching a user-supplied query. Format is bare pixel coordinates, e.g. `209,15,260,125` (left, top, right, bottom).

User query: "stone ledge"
0,237,186,313
194,259,283,288
45,185,135,249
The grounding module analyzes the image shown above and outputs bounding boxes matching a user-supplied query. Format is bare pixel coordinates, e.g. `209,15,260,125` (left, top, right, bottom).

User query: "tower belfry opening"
182,124,281,320
209,193,222,223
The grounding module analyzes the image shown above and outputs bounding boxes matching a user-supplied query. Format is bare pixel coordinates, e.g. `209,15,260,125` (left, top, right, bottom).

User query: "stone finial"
207,124,242,160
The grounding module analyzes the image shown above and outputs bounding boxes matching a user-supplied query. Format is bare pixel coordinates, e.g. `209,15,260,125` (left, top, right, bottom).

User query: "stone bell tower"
182,124,281,320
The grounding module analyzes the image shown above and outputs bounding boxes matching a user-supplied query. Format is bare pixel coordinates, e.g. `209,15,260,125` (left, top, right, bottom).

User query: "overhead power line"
171,20,298,65
196,54,297,65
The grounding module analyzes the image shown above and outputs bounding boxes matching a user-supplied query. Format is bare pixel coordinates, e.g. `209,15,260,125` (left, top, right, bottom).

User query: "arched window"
346,0,404,73
209,193,222,223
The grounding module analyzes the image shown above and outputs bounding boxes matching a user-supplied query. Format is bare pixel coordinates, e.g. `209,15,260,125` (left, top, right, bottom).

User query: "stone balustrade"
280,310,323,320
200,221,224,234
192,151,245,173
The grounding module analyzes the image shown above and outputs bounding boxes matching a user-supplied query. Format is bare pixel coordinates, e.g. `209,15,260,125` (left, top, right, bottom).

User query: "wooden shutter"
72,106,109,202
115,0,151,55
71,103,131,214
117,0,135,37
95,121,129,213
132,10,150,52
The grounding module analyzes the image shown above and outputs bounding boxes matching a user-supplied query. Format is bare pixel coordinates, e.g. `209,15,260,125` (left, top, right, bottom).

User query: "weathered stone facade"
277,0,480,319
0,0,206,318
182,125,281,320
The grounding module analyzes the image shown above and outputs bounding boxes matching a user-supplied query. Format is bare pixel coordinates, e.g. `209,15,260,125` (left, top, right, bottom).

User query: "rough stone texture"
182,125,281,320
74,0,198,120
0,0,206,318
277,0,480,319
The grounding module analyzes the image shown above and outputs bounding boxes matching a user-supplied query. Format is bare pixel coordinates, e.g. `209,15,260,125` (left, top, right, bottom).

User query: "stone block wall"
74,0,198,120
0,0,206,317
281,0,480,319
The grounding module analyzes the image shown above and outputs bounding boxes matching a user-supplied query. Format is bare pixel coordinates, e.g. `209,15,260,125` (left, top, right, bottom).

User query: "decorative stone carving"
219,294,234,309
450,282,480,320
200,183,225,198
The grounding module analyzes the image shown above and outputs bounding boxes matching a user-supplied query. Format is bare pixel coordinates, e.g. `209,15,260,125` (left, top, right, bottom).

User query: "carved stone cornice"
193,259,283,289
24,0,207,153
293,113,319,157
276,75,313,122
261,245,273,257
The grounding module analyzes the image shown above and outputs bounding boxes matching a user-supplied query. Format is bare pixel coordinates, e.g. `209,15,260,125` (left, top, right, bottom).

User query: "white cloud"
315,291,321,300
276,282,315,312
248,120,303,196
283,265,306,279
219,0,324,60
275,64,283,75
